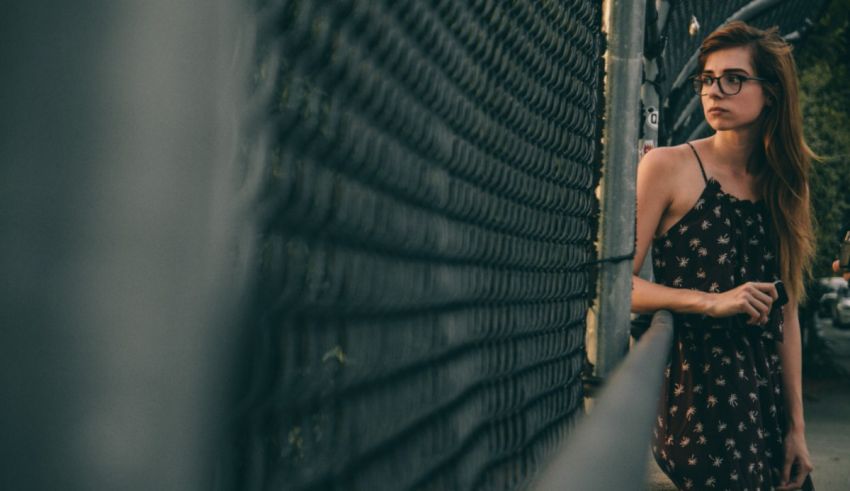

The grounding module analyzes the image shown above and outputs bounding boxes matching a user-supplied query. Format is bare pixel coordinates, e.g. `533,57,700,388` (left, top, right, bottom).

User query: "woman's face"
699,46,770,131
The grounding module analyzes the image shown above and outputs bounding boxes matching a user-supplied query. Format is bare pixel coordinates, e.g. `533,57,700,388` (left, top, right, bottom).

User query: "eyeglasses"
691,73,768,96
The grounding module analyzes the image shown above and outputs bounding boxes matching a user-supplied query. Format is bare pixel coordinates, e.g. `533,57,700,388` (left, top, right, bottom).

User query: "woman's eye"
725,74,743,84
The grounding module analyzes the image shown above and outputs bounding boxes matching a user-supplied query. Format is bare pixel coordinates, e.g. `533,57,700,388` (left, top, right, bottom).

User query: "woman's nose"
706,81,725,97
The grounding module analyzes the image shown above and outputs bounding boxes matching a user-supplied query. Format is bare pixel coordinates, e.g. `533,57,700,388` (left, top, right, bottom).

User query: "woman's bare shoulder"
638,144,694,183
638,143,709,235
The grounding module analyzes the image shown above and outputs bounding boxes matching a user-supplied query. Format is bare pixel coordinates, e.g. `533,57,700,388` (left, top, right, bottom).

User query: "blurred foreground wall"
0,2,240,490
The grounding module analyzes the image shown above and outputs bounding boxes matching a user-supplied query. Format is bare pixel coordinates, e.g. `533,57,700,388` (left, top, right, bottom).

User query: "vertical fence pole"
591,0,647,379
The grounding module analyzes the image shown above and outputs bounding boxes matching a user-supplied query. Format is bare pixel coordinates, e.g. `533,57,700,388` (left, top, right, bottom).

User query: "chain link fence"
217,1,604,489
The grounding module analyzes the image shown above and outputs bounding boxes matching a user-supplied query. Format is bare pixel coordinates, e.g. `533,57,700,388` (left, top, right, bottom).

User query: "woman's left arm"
776,301,814,490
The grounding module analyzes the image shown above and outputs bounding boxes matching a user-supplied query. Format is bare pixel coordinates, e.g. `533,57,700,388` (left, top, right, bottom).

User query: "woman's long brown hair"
698,21,815,302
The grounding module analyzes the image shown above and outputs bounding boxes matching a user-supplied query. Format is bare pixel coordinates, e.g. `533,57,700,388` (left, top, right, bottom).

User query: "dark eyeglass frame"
691,73,769,96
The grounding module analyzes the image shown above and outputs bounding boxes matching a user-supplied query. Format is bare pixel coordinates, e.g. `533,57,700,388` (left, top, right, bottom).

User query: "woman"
633,22,815,490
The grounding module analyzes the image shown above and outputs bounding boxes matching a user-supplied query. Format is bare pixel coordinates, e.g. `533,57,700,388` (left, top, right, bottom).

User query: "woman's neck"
709,130,760,175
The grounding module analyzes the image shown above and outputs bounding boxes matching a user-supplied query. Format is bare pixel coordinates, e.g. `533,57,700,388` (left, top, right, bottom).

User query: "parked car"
817,277,848,319
833,286,850,329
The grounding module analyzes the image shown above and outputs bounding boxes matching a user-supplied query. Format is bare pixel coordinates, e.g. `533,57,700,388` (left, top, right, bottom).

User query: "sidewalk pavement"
646,315,850,490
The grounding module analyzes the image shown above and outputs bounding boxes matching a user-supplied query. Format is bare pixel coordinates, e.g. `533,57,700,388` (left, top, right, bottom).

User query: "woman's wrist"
786,417,805,435
697,291,715,316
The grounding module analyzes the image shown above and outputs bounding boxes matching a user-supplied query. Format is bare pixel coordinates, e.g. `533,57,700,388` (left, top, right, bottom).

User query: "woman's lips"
708,108,728,115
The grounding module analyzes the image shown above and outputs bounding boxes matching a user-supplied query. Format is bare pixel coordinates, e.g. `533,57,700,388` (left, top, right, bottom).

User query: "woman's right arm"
631,148,710,314
630,149,776,324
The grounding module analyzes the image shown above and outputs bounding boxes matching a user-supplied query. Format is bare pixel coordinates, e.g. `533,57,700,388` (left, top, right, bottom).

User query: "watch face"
774,281,788,307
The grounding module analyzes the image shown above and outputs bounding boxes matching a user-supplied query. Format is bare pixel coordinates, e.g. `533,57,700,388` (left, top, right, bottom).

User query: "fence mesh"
657,0,828,145
220,1,604,490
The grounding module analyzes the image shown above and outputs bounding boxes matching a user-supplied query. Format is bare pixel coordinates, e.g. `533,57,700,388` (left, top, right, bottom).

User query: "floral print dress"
650,143,810,490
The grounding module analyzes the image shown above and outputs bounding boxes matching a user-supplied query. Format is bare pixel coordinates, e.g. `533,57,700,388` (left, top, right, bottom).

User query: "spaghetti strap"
686,141,709,184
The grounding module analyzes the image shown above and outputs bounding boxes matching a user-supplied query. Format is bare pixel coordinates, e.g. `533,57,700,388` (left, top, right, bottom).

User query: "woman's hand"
777,430,814,490
705,281,778,325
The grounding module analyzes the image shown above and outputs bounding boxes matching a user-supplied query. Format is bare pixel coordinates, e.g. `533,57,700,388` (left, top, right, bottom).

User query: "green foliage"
796,0,850,277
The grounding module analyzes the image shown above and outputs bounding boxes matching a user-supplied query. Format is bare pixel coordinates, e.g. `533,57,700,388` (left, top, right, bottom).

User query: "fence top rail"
532,310,673,491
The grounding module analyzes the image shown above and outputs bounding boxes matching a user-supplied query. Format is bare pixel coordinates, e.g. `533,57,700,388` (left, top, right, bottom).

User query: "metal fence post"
591,0,648,379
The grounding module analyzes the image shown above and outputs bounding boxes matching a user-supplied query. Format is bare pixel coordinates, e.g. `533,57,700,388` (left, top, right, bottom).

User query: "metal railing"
532,310,673,491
